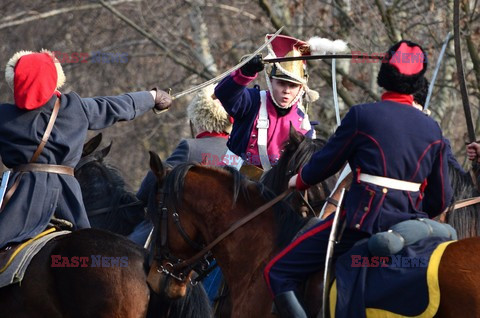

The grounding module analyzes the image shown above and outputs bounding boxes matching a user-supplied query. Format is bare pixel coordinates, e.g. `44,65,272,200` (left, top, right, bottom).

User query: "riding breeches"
264,213,369,296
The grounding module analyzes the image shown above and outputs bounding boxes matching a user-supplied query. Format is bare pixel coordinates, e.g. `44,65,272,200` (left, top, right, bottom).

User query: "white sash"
257,91,272,171
359,173,421,192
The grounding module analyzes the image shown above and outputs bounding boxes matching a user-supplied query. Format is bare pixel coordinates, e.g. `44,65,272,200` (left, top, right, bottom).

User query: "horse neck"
75,161,140,235
183,173,277,290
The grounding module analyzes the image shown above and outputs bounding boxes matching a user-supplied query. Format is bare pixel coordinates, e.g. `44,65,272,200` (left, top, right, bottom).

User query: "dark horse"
261,125,337,217
445,162,480,238
75,134,145,236
146,153,480,317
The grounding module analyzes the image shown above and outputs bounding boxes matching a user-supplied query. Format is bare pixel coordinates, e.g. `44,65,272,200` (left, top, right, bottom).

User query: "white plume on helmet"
304,37,348,104
187,84,232,134
307,37,348,55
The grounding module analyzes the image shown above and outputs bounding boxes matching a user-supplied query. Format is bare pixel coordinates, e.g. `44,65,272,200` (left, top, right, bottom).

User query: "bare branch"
0,0,140,30
97,0,213,80
373,0,401,42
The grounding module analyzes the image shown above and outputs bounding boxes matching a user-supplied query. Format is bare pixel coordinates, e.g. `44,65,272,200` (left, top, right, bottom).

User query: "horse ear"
94,142,112,160
149,151,165,182
289,122,304,145
82,133,103,157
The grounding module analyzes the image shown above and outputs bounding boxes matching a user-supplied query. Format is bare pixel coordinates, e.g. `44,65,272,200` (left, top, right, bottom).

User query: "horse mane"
261,136,327,194
446,163,480,238
166,282,213,318
161,163,308,249
148,281,213,318
75,157,144,235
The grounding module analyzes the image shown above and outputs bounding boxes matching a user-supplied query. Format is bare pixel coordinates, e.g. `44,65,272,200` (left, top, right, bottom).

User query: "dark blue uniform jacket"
300,96,453,234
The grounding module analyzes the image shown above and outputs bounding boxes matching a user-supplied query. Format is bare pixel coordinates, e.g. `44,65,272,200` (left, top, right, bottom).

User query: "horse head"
147,151,213,300
75,135,144,236
147,152,308,316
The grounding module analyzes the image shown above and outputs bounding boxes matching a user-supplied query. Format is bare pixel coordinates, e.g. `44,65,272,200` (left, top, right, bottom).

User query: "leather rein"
148,186,293,285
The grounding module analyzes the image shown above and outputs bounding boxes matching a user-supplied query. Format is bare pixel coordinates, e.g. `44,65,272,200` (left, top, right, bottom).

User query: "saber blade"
263,53,384,64
171,26,284,100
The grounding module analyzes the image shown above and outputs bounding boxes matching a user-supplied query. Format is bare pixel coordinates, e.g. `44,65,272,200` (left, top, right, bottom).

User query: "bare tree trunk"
188,0,218,76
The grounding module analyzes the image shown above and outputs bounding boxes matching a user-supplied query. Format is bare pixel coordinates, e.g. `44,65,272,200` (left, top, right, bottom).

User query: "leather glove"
151,87,172,112
240,54,264,77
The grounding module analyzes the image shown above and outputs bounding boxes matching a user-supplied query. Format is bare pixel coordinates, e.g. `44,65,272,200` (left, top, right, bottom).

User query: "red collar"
381,91,413,106
196,131,229,139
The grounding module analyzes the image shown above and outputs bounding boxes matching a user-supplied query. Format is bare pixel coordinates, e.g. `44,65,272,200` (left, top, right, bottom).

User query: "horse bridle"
286,166,331,218
149,186,212,286
148,184,293,289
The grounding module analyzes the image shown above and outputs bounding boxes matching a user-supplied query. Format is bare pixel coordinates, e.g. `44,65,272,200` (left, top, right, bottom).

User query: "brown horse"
0,229,150,318
147,154,480,317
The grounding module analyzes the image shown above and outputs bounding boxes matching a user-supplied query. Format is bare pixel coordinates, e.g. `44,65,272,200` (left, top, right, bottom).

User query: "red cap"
388,42,425,75
13,52,58,110
377,40,427,95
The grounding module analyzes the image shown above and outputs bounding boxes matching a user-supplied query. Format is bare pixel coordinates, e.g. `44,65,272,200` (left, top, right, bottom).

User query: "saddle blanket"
330,237,455,318
0,229,70,288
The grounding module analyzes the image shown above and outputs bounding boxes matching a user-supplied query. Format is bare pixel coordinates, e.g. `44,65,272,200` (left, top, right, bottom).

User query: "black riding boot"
273,291,308,318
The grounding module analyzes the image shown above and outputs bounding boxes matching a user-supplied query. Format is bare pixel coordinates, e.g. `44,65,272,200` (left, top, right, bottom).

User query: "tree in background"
0,0,478,188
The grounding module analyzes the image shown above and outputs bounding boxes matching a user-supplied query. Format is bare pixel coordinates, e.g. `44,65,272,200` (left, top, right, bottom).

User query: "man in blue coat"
263,41,453,317
0,50,171,249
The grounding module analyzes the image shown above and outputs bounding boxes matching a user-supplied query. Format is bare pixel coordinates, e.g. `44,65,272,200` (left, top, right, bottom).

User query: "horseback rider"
264,41,454,317
214,34,321,171
134,84,233,245
165,84,233,167
0,50,172,249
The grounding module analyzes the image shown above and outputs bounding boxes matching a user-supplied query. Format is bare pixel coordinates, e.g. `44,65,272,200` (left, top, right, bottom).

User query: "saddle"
0,243,21,274
0,227,58,274
0,227,70,288
330,237,454,318
239,163,264,181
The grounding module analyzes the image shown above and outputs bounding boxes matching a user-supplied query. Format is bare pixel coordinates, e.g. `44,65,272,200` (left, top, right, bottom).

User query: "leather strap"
30,99,60,163
13,163,74,176
452,196,480,210
172,188,293,271
1,99,61,211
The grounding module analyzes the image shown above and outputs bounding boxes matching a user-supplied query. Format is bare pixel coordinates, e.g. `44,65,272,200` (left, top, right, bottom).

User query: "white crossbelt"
359,173,421,192
257,91,272,171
